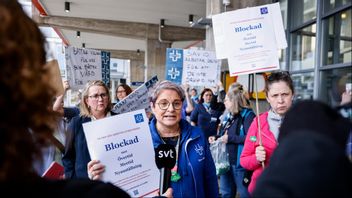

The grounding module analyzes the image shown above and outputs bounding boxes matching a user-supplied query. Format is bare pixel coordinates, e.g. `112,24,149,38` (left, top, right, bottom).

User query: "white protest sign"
83,109,159,197
65,46,102,90
112,76,158,115
182,49,221,86
212,2,287,76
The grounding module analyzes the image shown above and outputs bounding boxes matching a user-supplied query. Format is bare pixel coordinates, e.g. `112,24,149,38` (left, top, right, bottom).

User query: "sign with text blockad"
83,109,159,197
65,46,110,90
165,48,220,86
212,2,287,76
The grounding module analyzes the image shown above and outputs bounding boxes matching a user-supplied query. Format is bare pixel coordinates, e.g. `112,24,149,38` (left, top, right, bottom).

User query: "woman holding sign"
88,81,218,198
63,80,115,179
240,71,295,194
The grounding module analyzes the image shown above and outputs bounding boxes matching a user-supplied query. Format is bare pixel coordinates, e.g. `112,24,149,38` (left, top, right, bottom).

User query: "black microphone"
155,144,176,194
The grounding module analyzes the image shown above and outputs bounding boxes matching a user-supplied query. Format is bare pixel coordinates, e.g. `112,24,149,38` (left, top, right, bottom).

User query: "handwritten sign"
112,76,158,115
212,2,287,76
165,48,220,86
83,109,159,197
65,46,110,90
182,49,220,86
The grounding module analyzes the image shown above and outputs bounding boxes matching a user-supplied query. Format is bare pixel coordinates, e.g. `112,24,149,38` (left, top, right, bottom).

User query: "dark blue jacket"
62,116,92,179
63,112,116,179
190,103,223,140
223,108,255,167
149,118,219,198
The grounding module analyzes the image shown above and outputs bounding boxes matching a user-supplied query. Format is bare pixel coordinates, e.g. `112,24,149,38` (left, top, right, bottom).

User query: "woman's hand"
255,145,266,163
87,160,105,180
208,136,216,144
162,188,173,198
220,131,228,143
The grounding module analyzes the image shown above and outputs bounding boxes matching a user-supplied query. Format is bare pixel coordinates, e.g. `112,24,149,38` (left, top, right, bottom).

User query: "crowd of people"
1,1,351,197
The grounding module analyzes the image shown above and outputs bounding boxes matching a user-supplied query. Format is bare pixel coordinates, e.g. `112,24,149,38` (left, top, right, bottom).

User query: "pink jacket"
240,111,278,194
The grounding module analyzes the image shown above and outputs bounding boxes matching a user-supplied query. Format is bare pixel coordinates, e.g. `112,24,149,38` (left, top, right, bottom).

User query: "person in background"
252,100,352,197
87,81,218,198
190,88,224,141
52,80,80,120
209,83,256,198
0,0,129,197
34,80,79,175
63,80,115,179
240,71,295,194
190,88,199,104
115,84,133,103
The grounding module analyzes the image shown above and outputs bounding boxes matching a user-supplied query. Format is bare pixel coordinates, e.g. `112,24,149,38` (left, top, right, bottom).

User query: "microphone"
155,144,176,194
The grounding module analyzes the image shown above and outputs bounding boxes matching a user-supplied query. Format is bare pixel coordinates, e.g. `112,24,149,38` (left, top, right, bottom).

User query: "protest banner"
65,46,110,90
112,76,158,115
83,109,159,197
212,2,287,76
165,48,220,86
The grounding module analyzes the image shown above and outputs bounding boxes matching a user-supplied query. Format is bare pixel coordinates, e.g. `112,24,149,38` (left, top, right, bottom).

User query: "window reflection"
322,9,352,65
320,68,352,106
292,72,314,100
323,0,351,13
292,0,317,28
291,24,316,71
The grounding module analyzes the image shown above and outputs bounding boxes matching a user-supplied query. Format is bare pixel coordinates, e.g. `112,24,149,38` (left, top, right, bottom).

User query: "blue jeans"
219,165,250,198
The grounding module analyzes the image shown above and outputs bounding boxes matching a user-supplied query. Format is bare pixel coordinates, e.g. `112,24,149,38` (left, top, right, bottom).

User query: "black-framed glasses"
88,93,108,100
156,99,183,110
267,71,290,81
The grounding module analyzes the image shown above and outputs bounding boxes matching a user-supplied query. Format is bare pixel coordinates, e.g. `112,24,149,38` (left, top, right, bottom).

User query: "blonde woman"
63,80,115,179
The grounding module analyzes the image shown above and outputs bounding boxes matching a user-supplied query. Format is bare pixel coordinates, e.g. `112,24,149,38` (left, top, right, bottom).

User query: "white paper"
212,2,286,76
112,76,158,115
83,109,159,197
182,49,220,86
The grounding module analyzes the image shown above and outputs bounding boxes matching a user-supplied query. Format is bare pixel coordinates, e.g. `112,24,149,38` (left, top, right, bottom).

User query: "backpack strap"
49,135,65,154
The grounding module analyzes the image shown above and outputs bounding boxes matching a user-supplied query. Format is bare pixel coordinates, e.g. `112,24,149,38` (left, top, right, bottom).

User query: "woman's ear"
150,102,155,113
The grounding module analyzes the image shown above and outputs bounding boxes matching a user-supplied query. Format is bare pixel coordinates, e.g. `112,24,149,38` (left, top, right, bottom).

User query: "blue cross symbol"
169,50,181,62
168,67,180,79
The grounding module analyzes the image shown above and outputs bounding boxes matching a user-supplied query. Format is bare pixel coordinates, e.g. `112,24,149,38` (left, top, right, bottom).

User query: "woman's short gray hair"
149,80,185,105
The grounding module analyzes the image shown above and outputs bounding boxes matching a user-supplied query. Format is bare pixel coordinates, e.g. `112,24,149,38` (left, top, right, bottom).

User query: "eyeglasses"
88,93,108,100
156,99,183,110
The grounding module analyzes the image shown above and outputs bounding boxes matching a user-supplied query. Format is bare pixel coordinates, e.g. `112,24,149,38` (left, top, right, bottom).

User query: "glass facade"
290,25,316,71
280,0,352,106
322,8,352,65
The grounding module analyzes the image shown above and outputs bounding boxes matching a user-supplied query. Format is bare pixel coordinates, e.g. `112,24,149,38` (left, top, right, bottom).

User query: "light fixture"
137,49,140,56
65,2,70,13
189,14,194,25
76,31,80,38
160,19,165,28
82,43,85,48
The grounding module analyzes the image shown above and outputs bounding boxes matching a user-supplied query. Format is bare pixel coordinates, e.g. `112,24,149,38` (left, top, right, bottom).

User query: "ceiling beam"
35,15,205,41
97,49,145,61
